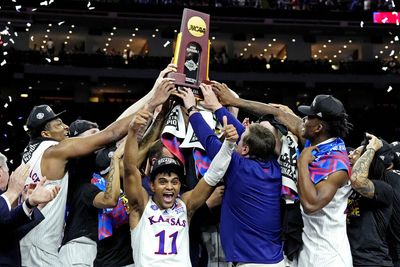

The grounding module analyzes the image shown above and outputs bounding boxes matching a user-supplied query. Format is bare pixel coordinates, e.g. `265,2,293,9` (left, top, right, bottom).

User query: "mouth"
162,192,174,203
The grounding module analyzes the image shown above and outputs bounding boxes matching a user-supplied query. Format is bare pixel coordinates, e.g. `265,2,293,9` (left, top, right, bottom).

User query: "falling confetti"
4,103,8,108
88,6,95,10
45,58,51,63
14,32,18,37
26,22,31,27
58,21,65,26
163,41,171,47
3,43,8,47
32,8,37,11
15,5,21,11
382,17,388,23
3,51,7,55
40,1,48,6
382,66,388,71
0,60,6,66
388,85,393,92
49,0,54,4
23,125,28,131
87,1,91,7
9,160,13,164
8,96,12,102
9,38,14,44
360,21,364,28
4,148,10,152
7,121,13,126
30,36,34,41
390,50,395,56
395,36,399,41
0,29,10,35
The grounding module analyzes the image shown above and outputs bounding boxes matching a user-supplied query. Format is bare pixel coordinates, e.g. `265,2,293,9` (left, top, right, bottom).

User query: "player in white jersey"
19,67,178,267
124,108,238,267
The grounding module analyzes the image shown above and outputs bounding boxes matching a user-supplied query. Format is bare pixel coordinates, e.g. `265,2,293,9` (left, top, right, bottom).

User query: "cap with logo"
150,157,184,181
26,104,66,129
298,95,346,120
69,119,99,137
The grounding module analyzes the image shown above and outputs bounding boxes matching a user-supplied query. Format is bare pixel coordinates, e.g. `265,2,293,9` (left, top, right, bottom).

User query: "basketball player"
123,108,237,267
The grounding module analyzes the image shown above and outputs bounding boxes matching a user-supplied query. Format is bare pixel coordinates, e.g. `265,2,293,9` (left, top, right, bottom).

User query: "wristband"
25,198,37,209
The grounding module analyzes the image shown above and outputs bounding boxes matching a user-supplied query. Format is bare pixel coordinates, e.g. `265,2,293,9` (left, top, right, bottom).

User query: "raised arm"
212,82,304,144
93,142,125,209
181,116,238,221
350,133,382,199
297,145,349,214
123,109,152,220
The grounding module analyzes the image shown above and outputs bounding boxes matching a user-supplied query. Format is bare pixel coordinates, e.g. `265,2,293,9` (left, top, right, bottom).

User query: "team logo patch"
36,113,44,120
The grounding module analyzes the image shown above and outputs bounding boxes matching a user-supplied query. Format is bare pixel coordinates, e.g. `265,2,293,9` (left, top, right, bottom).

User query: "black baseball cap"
95,145,117,175
298,95,346,120
26,104,66,129
150,157,184,181
69,119,99,137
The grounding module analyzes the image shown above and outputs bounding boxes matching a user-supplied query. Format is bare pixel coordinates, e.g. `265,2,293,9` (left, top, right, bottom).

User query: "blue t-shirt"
189,108,284,263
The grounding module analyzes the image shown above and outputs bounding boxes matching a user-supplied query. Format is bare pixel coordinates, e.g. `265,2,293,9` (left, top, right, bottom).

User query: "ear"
240,144,250,157
41,130,51,138
150,180,156,193
315,123,323,134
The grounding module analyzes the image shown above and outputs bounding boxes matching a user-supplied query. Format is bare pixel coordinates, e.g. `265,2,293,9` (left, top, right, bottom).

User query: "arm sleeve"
189,112,223,159
372,180,393,207
214,106,246,138
203,140,236,186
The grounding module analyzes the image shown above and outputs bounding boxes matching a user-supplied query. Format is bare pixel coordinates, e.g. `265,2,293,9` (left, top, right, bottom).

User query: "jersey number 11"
154,230,178,255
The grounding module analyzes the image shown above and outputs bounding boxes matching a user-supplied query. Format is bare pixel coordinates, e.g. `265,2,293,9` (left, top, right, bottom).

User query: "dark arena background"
0,0,399,169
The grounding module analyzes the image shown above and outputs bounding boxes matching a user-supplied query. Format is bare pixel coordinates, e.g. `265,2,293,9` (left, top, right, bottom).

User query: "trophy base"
168,72,205,99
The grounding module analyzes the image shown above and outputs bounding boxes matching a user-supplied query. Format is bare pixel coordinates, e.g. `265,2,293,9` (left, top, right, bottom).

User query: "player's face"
301,116,321,139
43,118,69,141
349,146,363,167
151,172,181,209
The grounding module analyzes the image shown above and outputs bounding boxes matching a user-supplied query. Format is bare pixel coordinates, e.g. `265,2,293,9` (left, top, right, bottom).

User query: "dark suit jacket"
0,193,44,267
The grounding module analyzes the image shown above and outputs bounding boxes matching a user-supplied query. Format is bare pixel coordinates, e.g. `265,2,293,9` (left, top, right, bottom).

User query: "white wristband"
203,140,236,186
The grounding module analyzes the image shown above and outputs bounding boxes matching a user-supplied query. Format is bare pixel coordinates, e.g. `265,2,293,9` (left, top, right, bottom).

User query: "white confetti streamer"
395,36,399,41
4,103,8,108
8,96,12,102
30,36,34,41
0,60,6,66
3,43,8,47
40,1,48,6
0,29,10,35
387,86,393,92
390,50,395,56
4,148,10,152
87,1,91,7
163,41,171,47
45,58,51,63
49,0,54,4
32,8,37,11
360,21,364,28
3,51,7,55
58,21,65,26
7,121,13,126
15,5,21,11
9,38,14,44
382,66,388,71
26,22,31,27
88,6,95,10
23,125,28,131
9,160,13,164
14,32,18,37
382,17,388,23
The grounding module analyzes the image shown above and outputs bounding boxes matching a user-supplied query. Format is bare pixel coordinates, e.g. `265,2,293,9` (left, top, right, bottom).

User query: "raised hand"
206,185,225,209
28,177,60,206
158,63,177,79
365,133,383,152
129,109,153,133
149,77,176,109
199,83,222,111
173,87,196,110
7,163,30,195
242,117,250,127
269,103,296,115
211,81,237,106
223,116,239,143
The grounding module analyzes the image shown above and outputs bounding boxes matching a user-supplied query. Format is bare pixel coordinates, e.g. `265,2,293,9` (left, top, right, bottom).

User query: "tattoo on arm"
105,162,115,199
351,148,375,199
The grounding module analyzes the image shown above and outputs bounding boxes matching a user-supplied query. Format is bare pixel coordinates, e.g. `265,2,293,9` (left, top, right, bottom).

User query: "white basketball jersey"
131,198,191,267
20,140,69,264
296,181,352,267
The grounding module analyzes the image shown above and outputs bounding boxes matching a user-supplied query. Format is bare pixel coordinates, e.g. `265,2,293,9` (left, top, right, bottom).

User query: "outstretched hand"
7,163,30,195
211,82,237,106
149,78,176,108
198,83,222,111
365,133,383,152
129,109,153,133
28,177,60,206
298,145,319,165
173,87,196,110
223,116,238,143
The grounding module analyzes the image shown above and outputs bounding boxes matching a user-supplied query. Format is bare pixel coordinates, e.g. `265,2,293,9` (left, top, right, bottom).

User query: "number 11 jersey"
130,198,191,267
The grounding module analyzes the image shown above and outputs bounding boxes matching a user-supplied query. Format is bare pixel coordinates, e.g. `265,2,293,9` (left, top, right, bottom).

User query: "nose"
63,123,69,131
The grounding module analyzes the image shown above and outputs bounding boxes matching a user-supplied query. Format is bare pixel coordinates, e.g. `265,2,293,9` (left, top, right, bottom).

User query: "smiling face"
151,171,181,210
301,115,322,140
42,118,69,141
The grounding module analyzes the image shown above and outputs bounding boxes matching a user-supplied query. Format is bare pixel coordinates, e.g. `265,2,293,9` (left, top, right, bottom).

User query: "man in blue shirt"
176,85,284,266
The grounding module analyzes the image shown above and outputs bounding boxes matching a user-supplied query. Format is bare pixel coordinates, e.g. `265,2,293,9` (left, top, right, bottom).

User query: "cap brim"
45,110,66,124
298,105,315,116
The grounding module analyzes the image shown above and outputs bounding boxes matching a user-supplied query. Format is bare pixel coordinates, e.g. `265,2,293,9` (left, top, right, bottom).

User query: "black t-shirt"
347,179,394,266
94,223,133,267
62,183,101,245
386,170,400,261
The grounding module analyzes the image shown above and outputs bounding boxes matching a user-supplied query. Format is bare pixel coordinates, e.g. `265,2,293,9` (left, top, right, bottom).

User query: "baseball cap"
26,104,65,129
376,139,395,168
69,119,99,137
150,157,184,181
298,95,346,120
95,146,117,175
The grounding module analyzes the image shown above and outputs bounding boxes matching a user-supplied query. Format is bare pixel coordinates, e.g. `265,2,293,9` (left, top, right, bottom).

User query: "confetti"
4,148,10,152
49,0,54,4
382,66,388,71
9,38,14,44
392,0,396,7
87,1,91,7
360,21,364,28
23,125,28,131
26,22,31,27
40,1,48,6
7,121,13,126
8,96,12,102
14,32,18,37
388,86,393,92
9,160,13,164
12,0,16,2
3,43,8,47
163,41,171,47
88,6,95,10
0,29,10,35
390,50,395,56
382,17,388,23
0,59,6,66
30,35,34,41
3,51,7,55
15,5,21,11
58,21,65,26
4,103,8,108
45,58,51,63
32,8,37,11
395,36,399,41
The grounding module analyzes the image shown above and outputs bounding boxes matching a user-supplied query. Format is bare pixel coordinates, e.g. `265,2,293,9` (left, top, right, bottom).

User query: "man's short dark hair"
320,114,352,139
242,124,276,161
147,140,165,161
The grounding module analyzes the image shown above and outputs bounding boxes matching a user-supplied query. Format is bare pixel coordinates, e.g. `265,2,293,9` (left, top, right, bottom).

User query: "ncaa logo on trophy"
168,8,211,99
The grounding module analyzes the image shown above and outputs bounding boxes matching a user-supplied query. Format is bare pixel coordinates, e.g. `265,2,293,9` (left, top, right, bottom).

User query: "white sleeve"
203,140,236,186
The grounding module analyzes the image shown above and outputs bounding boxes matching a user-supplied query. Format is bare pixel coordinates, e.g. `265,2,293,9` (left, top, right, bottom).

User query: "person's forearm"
214,107,245,137
104,156,121,206
203,140,235,186
189,112,222,159
2,190,19,208
297,162,320,214
350,148,375,198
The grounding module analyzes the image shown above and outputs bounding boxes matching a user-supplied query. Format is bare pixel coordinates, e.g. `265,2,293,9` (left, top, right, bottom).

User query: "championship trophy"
168,8,211,99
